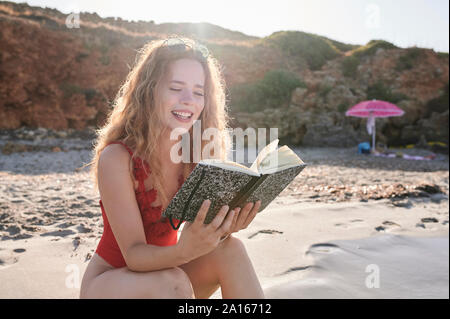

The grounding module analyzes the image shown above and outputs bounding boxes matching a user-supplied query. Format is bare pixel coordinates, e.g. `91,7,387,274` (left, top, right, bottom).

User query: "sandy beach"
0,133,448,299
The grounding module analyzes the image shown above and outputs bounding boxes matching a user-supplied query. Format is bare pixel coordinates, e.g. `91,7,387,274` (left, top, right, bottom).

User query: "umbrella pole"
372,118,376,152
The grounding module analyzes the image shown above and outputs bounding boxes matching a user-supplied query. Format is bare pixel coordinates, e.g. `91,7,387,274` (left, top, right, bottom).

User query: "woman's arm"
98,144,185,272
125,243,186,272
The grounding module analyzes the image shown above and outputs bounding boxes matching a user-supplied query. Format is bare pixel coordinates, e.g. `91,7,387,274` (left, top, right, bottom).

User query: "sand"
263,234,449,299
209,197,449,299
0,136,448,299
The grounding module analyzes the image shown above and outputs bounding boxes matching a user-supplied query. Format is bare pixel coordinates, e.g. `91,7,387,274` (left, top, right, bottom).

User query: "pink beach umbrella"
345,99,405,151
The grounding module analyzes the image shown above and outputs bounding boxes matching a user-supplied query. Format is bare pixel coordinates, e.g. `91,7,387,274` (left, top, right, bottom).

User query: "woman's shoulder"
99,142,132,172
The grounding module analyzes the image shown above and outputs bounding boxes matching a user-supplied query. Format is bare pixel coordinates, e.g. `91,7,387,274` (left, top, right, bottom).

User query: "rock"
415,184,444,195
291,87,308,105
320,75,337,88
417,110,449,145
56,131,68,138
430,193,448,203
6,225,21,235
416,134,428,148
1,142,35,155
391,198,412,208
36,127,48,135
390,100,424,127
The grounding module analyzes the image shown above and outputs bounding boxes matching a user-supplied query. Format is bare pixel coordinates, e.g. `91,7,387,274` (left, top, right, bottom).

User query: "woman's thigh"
80,266,195,299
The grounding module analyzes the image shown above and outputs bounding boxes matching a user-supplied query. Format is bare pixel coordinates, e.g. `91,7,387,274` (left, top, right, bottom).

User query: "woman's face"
160,58,205,134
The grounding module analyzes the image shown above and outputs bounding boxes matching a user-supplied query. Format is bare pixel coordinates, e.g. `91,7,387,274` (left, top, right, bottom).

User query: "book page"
259,145,304,175
201,159,260,176
249,139,279,173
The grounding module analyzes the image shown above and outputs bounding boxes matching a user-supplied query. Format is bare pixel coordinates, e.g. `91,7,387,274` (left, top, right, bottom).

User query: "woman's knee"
218,235,246,257
162,267,195,299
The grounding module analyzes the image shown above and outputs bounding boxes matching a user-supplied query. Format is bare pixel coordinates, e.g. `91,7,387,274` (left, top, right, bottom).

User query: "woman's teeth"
172,111,193,119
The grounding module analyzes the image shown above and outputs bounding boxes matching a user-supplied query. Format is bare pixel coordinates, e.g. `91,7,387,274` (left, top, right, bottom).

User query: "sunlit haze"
6,0,450,52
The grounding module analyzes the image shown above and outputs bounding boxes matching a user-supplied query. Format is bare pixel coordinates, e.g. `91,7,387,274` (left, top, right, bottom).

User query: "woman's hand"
225,200,261,237
177,200,236,263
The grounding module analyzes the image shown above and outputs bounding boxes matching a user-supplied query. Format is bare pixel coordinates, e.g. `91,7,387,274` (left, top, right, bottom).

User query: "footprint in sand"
277,265,316,276
76,224,92,233
75,211,99,218
306,243,341,255
248,229,283,239
1,234,33,241
21,225,40,232
73,237,81,251
40,229,76,238
382,220,401,227
0,213,11,221
26,216,45,225
5,225,21,236
0,248,25,269
335,219,367,229
84,199,94,205
375,221,401,232
56,222,76,229
0,256,18,269
421,217,439,223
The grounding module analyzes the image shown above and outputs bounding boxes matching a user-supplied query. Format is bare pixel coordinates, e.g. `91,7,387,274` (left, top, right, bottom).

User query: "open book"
162,139,307,229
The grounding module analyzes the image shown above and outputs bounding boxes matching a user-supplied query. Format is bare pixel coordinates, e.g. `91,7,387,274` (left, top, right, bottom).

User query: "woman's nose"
180,89,195,105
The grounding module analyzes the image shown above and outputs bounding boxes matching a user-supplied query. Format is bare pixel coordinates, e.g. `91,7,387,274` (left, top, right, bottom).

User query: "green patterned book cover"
162,139,307,227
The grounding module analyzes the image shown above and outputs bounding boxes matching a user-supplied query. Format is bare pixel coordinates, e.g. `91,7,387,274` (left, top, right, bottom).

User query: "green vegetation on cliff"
351,40,398,58
229,69,305,112
395,47,424,71
260,31,343,70
366,81,408,103
341,55,360,78
425,83,449,116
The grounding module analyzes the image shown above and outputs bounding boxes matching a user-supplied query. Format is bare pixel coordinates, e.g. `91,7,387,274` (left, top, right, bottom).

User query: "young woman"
79,37,264,299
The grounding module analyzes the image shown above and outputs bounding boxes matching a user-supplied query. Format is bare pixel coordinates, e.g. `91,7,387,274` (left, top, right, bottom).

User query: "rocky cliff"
0,1,448,149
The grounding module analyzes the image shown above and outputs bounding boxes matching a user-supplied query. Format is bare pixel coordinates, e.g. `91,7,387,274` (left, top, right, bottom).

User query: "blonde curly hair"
85,36,231,208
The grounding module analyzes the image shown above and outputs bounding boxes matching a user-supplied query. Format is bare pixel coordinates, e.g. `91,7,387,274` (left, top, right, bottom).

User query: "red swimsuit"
95,141,184,268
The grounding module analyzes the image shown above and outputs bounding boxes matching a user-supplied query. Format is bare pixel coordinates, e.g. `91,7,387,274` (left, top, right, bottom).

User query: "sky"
8,0,450,52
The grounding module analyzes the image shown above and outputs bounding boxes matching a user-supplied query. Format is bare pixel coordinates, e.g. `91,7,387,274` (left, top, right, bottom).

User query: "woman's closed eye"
170,88,204,97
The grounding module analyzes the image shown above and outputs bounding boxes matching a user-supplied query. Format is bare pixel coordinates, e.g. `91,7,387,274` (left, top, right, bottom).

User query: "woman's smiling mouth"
171,110,193,122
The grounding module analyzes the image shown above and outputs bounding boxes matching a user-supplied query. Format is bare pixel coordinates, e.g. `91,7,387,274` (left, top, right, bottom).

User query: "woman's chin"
167,123,192,135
